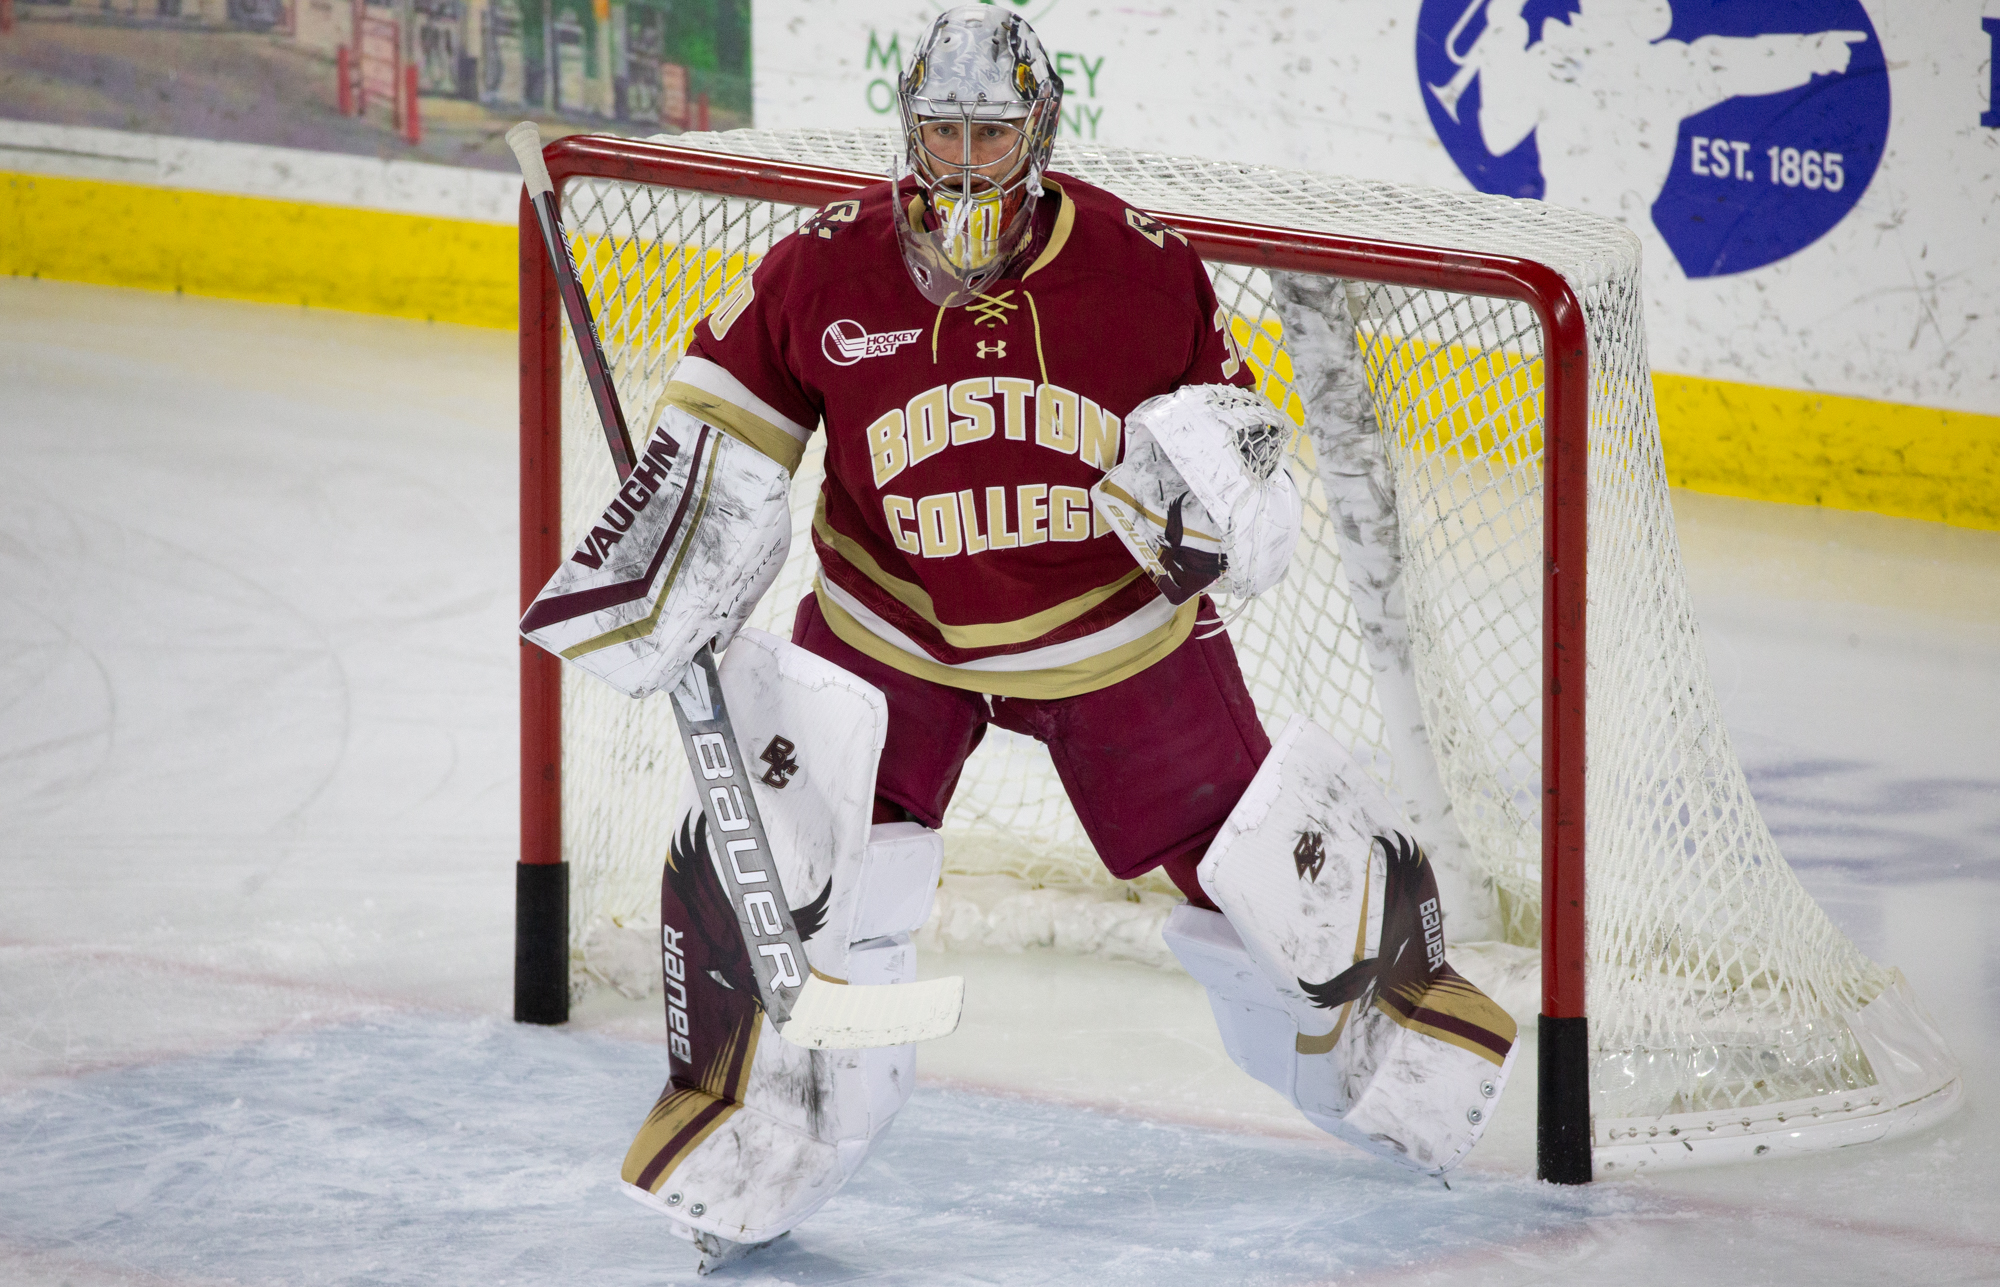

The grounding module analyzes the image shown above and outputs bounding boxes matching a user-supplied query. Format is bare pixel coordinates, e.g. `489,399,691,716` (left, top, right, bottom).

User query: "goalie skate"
686,1226,788,1276
518,406,792,699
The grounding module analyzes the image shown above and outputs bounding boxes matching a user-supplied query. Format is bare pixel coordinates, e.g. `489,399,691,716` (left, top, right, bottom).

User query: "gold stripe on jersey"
1021,289,1049,385
1020,181,1076,280
661,381,807,474
816,582,1199,700
814,495,1145,648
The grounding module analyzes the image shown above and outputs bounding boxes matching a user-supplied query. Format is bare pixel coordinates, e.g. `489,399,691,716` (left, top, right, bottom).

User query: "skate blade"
694,1229,788,1275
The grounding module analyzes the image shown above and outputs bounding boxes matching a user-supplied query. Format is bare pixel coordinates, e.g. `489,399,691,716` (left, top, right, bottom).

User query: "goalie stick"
506,122,962,1050
507,121,638,481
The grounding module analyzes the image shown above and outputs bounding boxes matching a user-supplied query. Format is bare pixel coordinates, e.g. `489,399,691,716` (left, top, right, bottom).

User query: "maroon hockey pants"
790,594,1271,909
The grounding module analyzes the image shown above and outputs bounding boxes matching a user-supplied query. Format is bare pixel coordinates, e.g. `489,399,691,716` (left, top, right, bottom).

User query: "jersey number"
1214,306,1248,381
709,273,755,342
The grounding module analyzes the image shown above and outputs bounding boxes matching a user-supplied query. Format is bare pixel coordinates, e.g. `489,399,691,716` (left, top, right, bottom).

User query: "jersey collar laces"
894,5,1063,308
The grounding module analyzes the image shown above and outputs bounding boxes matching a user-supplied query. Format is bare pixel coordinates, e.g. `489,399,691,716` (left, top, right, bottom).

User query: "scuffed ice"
0,1015,1635,1287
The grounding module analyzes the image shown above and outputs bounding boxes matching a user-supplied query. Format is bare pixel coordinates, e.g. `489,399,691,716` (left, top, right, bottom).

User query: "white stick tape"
504,121,554,198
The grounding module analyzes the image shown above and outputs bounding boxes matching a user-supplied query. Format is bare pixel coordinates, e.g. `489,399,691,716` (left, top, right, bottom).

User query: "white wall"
754,1,2000,418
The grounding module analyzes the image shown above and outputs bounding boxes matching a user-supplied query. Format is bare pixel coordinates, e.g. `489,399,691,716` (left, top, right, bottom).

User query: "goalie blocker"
519,404,792,700
1168,715,1519,1175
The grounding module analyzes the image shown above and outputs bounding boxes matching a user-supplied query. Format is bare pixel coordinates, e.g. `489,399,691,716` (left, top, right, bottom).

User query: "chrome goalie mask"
894,5,1063,307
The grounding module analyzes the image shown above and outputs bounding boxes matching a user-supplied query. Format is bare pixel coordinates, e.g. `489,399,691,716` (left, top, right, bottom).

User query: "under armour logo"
1294,832,1327,883
759,736,800,788
976,340,1007,359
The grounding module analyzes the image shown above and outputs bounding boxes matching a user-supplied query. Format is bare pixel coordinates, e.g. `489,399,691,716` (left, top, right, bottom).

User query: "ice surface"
0,1014,1648,1287
2,278,1997,1284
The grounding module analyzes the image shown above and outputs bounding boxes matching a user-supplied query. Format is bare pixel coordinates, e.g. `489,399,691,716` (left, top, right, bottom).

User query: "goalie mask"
894,6,1063,307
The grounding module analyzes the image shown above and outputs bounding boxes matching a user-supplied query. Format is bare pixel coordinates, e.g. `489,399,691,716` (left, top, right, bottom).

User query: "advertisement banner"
756,1,1999,421
0,0,752,170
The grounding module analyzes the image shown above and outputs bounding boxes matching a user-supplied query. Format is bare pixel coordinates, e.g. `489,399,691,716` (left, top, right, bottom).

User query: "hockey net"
526,129,1958,1171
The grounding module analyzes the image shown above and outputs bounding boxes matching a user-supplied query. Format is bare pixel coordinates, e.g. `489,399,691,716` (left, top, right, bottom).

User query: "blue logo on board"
1415,1,1890,278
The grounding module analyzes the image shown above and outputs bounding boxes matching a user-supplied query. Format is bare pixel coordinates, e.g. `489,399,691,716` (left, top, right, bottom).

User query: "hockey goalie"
518,5,1517,1270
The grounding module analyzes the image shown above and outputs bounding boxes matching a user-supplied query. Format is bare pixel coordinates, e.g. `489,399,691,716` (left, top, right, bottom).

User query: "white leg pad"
1163,904,1297,1102
849,821,943,944
1187,715,1520,1176
625,824,938,1246
624,635,947,1246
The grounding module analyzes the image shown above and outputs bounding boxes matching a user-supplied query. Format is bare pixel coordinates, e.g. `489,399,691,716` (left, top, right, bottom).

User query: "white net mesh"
548,128,1907,1128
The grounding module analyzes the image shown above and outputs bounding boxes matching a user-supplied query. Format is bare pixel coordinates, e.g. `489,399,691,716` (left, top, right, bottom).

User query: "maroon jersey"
664,174,1253,699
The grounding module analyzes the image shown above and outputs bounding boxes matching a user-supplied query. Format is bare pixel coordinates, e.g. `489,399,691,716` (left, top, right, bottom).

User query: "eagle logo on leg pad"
666,811,835,997
1297,831,1517,1066
1298,832,1433,1011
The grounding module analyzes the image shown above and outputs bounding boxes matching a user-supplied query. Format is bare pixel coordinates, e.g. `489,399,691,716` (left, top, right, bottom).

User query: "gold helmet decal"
1014,61,1037,97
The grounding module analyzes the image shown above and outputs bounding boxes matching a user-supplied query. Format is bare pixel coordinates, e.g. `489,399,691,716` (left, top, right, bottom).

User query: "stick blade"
778,975,964,1049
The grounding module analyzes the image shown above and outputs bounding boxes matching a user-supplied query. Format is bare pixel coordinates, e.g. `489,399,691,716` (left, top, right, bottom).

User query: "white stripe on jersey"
817,574,1177,673
669,355,815,445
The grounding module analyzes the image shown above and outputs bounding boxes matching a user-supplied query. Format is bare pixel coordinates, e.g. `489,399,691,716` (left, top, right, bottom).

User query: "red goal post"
514,133,1595,1184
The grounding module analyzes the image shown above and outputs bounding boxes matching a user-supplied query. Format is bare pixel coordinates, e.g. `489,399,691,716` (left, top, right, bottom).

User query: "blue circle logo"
1415,1,1890,278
